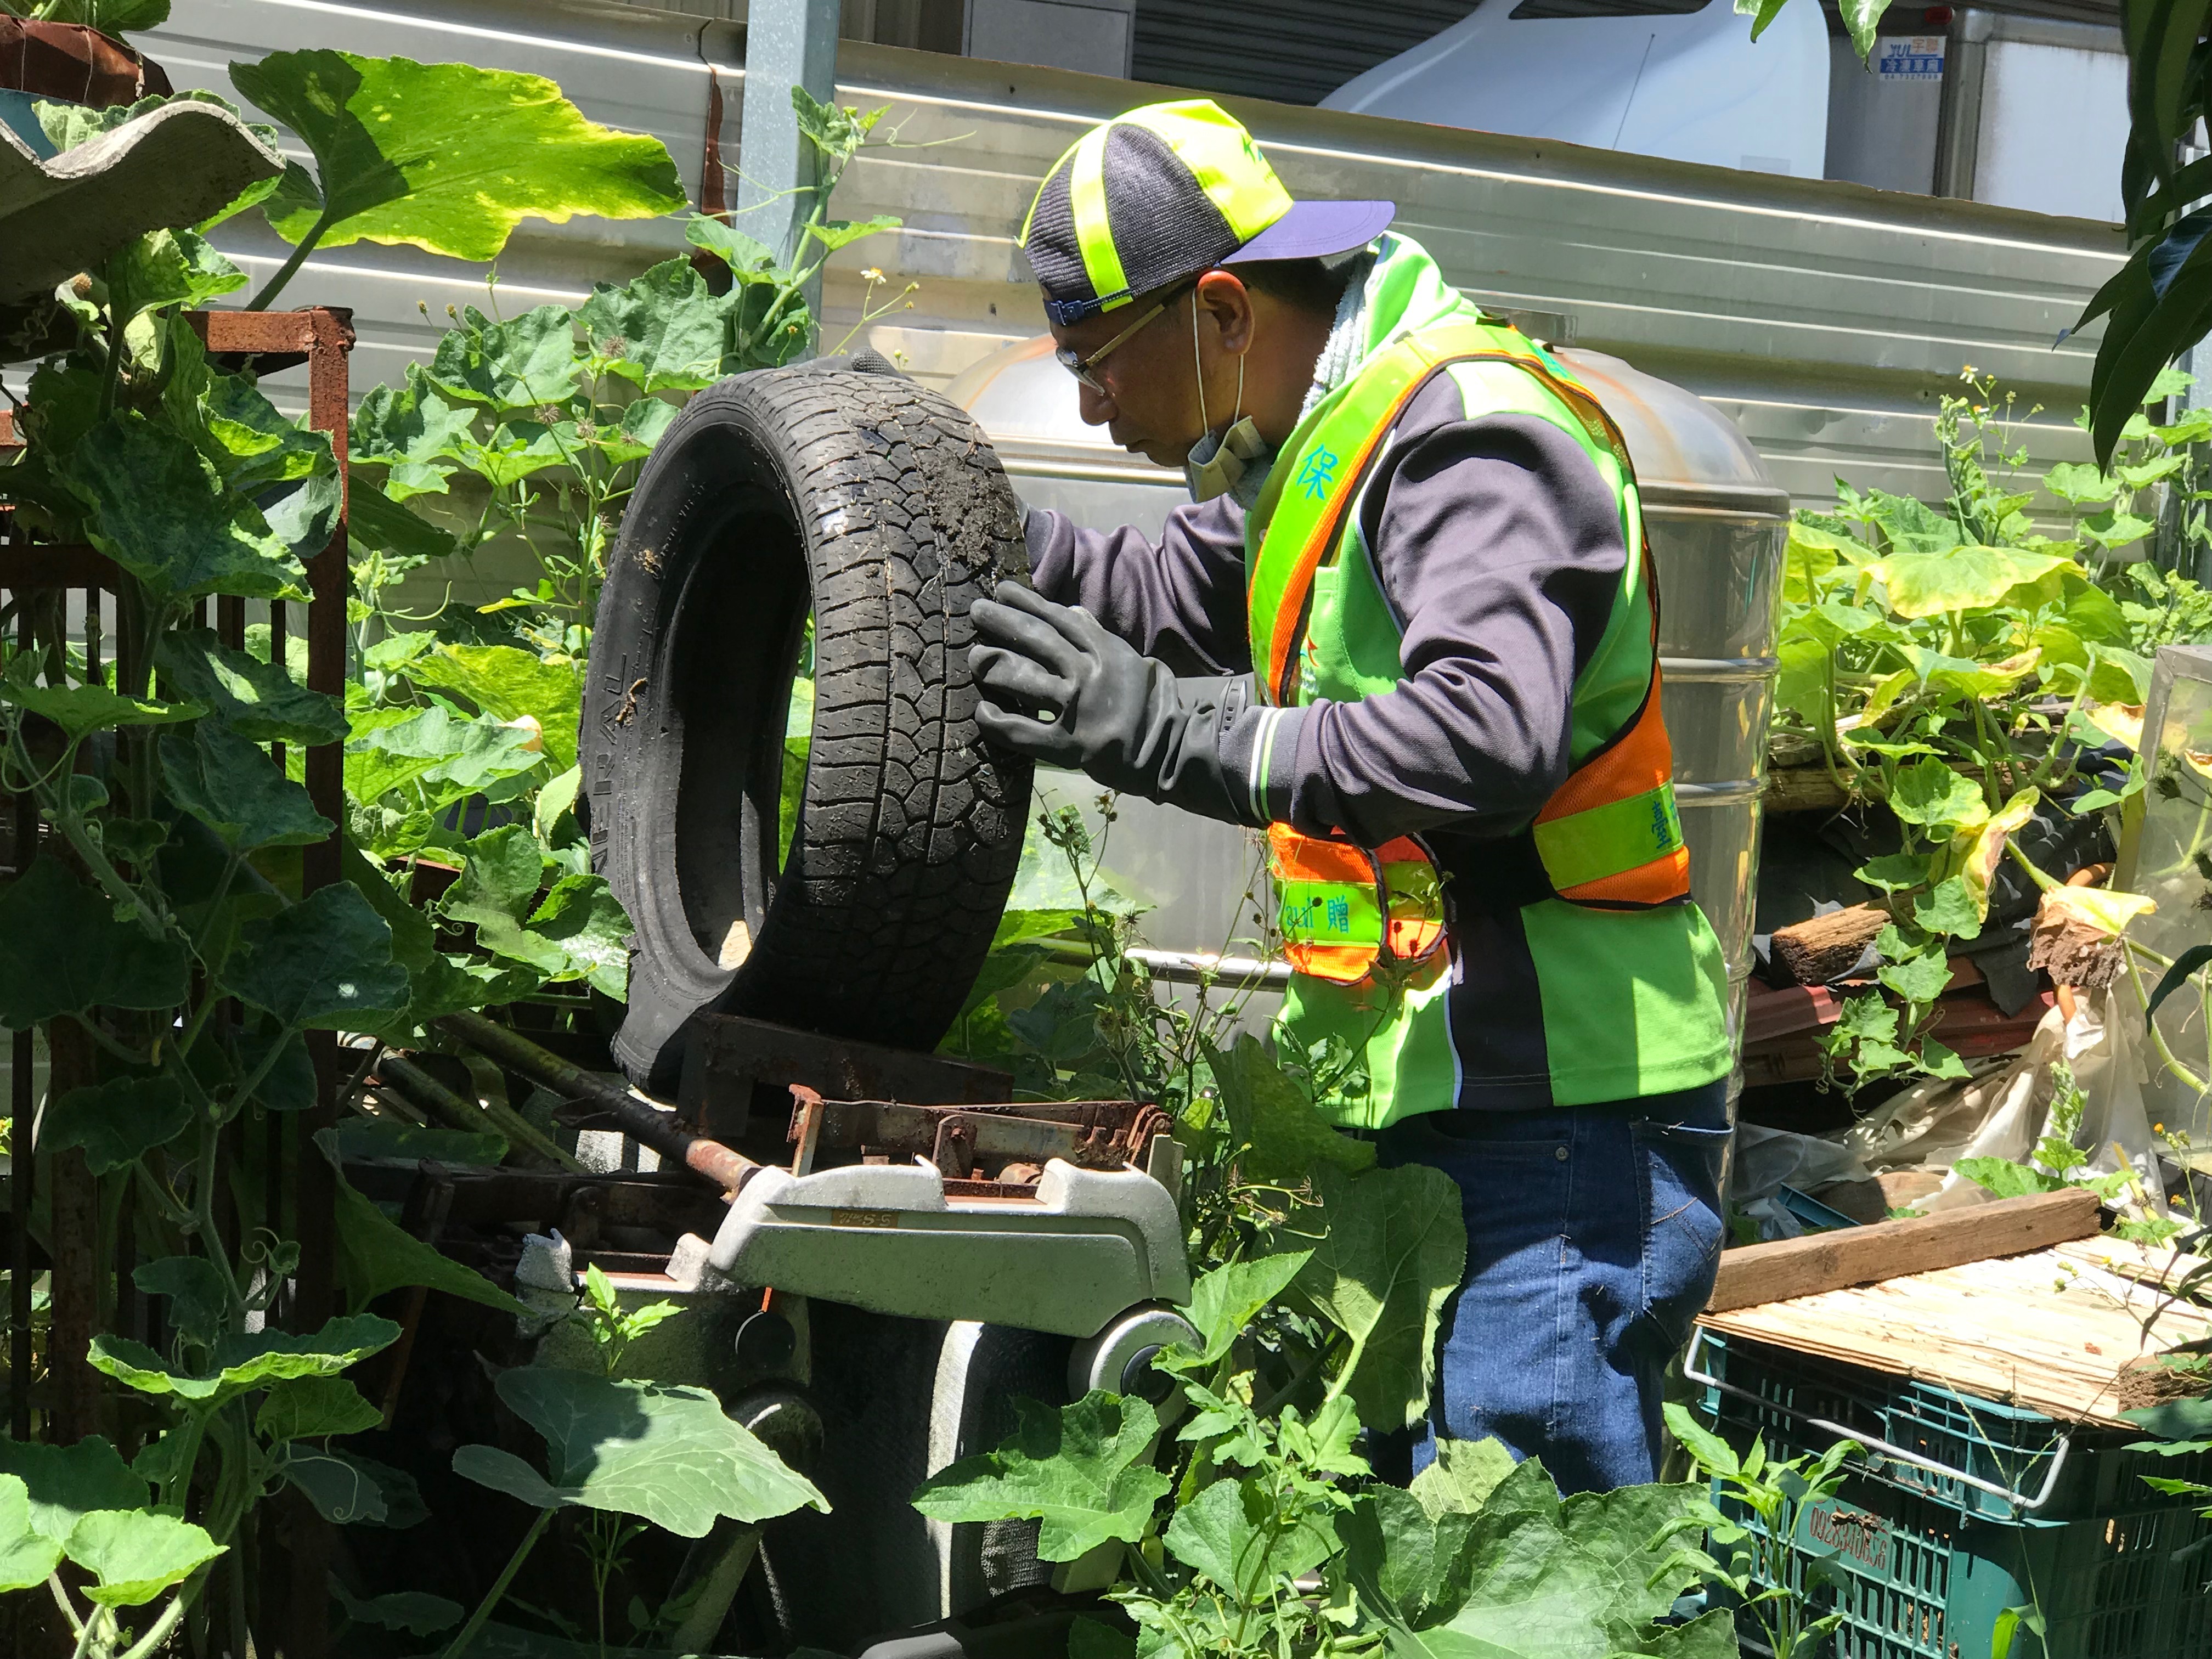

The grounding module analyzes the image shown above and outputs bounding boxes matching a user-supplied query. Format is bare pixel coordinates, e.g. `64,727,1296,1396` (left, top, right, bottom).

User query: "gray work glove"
969,584,1262,827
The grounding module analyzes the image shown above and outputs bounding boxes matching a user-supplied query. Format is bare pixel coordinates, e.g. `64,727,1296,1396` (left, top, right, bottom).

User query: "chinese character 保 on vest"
1296,446,1340,501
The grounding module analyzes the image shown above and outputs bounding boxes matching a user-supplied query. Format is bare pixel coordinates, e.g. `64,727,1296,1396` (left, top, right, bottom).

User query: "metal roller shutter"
1131,0,1482,106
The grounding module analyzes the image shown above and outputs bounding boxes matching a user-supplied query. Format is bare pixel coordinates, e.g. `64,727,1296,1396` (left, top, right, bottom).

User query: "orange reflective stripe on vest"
1246,319,1691,919
1531,658,1690,907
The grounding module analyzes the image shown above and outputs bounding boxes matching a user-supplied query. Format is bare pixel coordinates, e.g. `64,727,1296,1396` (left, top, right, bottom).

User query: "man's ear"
1195,270,1256,357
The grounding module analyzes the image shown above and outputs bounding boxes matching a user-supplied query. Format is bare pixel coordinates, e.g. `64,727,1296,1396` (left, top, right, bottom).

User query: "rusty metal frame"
785,1089,1170,1186
677,1011,1013,1144
1,307,351,1658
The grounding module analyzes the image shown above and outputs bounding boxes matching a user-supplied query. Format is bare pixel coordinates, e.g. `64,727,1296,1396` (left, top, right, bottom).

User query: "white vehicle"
1322,0,1830,180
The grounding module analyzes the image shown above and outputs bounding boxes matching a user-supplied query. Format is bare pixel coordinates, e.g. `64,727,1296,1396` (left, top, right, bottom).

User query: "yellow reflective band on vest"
1531,783,1683,895
1245,317,1691,916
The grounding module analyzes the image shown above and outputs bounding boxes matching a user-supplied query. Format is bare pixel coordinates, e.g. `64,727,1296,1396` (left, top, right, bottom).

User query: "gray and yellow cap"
1020,100,1395,328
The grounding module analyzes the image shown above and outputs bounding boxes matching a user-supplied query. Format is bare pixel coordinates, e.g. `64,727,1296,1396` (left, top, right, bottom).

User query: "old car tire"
583,364,1032,1093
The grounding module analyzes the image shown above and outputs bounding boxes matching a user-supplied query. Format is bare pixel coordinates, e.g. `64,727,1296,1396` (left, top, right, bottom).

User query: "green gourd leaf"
1412,1437,1517,1519
161,722,334,851
284,1448,394,1525
55,412,306,601
224,883,410,1030
1211,1032,1377,1184
1280,1163,1466,1434
315,1129,529,1317
0,860,190,1028
522,873,631,1000
2,653,204,742
911,1391,1165,1562
0,1438,149,1545
407,645,582,771
30,0,172,35
1432,1459,1713,1655
1176,1250,1313,1368
230,52,685,263
427,303,584,409
1164,1474,1336,1596
131,1256,230,1346
331,1582,464,1635
43,1076,193,1177
0,1475,64,1594
154,627,347,746
1341,1483,1482,1630
345,704,543,806
64,1510,224,1608
579,258,735,394
348,473,460,562
452,1368,828,1539
1888,758,1984,831
89,1314,400,1409
351,362,476,498
2042,461,2120,504
1866,545,2074,618
258,1376,384,1443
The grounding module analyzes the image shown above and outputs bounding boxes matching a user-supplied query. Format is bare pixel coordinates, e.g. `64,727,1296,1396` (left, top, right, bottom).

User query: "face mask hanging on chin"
1183,291,1273,506
1186,417,1271,504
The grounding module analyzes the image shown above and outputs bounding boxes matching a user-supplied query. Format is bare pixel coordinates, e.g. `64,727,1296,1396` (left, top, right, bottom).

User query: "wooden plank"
1706,1187,2101,1312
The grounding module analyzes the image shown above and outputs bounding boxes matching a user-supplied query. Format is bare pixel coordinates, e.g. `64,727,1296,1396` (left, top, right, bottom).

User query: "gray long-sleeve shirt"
1026,379,1630,853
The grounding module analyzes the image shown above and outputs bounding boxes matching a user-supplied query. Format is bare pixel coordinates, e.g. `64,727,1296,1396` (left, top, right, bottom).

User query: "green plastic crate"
1691,1330,2212,1658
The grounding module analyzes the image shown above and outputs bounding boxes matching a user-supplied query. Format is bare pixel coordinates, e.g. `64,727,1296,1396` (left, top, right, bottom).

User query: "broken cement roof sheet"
0,95,281,304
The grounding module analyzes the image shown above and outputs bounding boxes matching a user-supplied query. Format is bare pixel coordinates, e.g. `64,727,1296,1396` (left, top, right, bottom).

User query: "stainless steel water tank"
950,335,1788,1072
1559,349,1789,1074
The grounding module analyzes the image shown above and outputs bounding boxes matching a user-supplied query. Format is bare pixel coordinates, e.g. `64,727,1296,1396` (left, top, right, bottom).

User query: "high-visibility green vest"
1245,236,1733,1128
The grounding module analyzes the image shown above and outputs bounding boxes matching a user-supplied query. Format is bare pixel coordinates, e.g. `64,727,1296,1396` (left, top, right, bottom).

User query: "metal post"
1932,8,1993,201
733,0,842,323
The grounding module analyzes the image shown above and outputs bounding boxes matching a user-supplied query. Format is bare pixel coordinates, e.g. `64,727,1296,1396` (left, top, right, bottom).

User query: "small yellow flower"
861,267,885,283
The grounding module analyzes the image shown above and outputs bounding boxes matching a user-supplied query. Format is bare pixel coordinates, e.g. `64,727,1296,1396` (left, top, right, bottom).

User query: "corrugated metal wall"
1128,0,1480,106
138,0,2124,527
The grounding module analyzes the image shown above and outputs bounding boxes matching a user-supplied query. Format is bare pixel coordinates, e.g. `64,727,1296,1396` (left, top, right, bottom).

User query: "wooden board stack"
1699,1233,2212,1425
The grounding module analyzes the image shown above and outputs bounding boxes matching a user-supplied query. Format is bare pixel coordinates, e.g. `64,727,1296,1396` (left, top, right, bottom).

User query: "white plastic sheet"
1846,991,2163,1211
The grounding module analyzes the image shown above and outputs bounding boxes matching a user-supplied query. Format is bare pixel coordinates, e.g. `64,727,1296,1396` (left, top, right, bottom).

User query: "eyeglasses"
1054,279,1198,392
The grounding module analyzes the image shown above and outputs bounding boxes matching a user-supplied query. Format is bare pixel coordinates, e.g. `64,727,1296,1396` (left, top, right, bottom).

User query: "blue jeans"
1373,1080,1731,1495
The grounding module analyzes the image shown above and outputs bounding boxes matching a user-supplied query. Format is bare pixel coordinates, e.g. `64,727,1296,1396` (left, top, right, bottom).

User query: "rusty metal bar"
269,595,286,779
285,307,352,1659
293,309,350,1362
435,1012,764,1194
45,1020,97,1445
8,601,30,1442
7,1022,27,1443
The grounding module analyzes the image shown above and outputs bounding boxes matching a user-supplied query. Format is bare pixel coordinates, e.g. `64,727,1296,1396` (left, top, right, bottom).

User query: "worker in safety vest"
965,101,1734,1493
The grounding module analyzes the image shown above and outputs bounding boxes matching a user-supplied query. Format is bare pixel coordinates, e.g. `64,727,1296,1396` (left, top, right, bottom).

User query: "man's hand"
968,585,1262,825
969,584,1161,781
